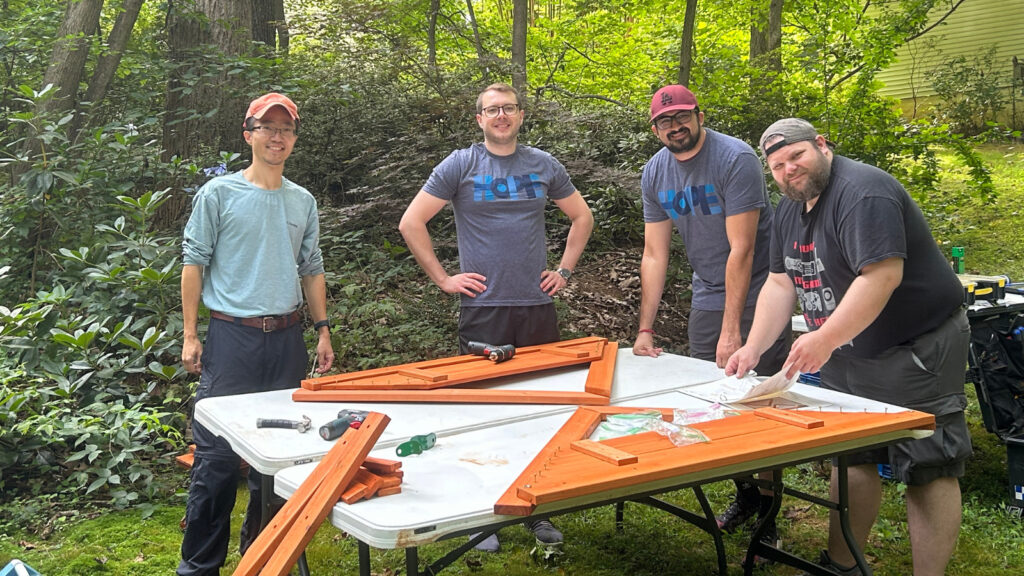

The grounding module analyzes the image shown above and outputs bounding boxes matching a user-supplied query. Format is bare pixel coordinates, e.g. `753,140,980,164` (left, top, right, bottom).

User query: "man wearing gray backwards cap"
727,118,971,576
633,84,790,549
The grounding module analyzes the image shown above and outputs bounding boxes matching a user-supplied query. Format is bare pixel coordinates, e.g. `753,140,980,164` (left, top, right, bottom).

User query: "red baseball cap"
650,85,699,121
243,93,299,127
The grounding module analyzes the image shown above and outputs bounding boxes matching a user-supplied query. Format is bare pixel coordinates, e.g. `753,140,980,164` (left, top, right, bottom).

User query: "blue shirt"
182,171,324,317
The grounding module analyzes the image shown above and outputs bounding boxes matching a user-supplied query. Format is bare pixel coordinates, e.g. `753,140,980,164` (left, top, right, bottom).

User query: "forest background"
2,1,1023,574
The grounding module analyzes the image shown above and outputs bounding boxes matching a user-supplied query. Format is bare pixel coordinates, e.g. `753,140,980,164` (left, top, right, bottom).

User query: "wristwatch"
313,319,331,333
556,267,572,281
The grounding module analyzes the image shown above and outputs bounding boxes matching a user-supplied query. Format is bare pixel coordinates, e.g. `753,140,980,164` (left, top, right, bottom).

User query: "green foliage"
927,46,1009,136
0,191,187,515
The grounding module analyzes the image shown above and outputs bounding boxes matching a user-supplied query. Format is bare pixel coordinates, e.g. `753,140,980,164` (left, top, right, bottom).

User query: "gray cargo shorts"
821,309,973,485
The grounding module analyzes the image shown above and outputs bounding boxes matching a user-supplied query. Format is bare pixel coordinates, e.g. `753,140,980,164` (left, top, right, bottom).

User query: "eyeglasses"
653,111,694,131
249,125,296,138
480,104,521,118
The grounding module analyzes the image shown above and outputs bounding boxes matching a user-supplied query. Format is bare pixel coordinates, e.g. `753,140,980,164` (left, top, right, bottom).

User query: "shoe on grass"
716,485,761,533
470,531,500,553
526,519,563,546
798,550,863,576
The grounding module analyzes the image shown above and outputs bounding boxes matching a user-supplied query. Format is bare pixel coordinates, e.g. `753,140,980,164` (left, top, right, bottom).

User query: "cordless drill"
319,409,370,441
466,341,515,363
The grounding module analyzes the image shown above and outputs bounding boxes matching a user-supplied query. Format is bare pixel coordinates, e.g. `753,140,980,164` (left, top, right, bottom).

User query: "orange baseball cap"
243,93,299,127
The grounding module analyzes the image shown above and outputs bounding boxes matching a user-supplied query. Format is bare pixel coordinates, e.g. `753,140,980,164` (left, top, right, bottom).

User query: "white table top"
194,348,724,474
274,384,929,549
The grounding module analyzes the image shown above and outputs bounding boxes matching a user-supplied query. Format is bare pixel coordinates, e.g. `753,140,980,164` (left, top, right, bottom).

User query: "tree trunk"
39,0,105,115
465,0,489,82
75,0,145,139
162,0,206,165
677,0,697,86
511,0,527,96
427,0,439,69
203,0,253,155
749,0,783,71
252,0,287,54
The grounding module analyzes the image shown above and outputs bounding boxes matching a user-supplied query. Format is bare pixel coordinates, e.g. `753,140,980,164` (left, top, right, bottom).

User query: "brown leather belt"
209,310,301,332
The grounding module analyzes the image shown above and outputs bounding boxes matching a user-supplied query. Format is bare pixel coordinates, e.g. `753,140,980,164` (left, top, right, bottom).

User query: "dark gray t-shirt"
770,155,963,357
641,128,774,310
423,143,577,307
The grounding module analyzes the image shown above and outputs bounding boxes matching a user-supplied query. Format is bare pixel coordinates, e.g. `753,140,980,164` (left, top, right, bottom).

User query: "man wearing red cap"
178,92,334,575
632,84,789,547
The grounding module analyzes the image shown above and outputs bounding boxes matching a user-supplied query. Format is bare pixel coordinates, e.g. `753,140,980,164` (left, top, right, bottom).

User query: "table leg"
614,501,625,532
405,546,419,576
358,541,371,576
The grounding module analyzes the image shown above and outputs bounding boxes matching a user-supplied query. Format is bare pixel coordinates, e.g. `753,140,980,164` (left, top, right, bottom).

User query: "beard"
781,150,831,203
664,126,701,154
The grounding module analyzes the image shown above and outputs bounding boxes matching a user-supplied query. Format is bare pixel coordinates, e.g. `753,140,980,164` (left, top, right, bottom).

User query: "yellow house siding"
876,0,1024,100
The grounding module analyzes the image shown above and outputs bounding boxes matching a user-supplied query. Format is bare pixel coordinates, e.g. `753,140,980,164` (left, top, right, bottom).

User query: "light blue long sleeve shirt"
182,171,325,317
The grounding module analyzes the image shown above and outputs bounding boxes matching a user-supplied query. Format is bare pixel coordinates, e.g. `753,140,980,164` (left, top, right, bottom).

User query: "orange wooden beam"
232,412,389,576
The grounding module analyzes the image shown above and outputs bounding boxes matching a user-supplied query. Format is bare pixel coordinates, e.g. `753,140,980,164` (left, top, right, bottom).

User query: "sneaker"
716,487,761,533
798,550,863,576
526,519,563,546
470,531,500,553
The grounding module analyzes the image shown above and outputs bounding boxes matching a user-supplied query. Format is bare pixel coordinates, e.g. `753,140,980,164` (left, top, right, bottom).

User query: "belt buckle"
262,316,276,332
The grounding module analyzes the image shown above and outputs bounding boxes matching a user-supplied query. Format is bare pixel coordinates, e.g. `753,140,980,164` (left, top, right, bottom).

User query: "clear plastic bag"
592,410,664,440
643,417,709,446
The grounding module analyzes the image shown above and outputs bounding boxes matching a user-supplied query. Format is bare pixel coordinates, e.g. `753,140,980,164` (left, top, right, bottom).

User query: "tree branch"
535,84,628,107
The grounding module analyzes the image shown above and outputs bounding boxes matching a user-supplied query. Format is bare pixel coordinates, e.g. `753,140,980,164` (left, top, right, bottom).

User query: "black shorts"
822,309,973,485
458,304,560,353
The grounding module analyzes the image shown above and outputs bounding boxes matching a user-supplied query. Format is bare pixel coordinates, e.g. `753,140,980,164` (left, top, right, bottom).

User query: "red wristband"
638,328,655,335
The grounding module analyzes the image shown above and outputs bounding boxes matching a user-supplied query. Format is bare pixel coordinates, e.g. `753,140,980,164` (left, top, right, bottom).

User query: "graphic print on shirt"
657,184,723,219
785,239,837,328
473,173,546,201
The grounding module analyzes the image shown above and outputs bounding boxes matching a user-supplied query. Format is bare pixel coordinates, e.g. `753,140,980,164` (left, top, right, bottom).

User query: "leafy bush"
927,46,1009,136
0,190,187,514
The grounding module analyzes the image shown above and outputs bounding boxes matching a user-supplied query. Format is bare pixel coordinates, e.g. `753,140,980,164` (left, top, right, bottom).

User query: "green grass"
3,143,1024,575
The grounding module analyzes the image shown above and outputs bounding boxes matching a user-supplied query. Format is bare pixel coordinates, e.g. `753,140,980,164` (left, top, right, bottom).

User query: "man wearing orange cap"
178,92,334,575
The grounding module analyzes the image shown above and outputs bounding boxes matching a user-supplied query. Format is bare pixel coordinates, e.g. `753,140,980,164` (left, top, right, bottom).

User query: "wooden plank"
583,341,617,396
754,407,825,429
232,412,389,576
301,336,607,391
515,411,934,507
377,486,402,497
395,367,448,382
571,439,638,465
340,481,369,505
293,388,611,405
494,408,606,516
259,412,390,576
362,456,402,475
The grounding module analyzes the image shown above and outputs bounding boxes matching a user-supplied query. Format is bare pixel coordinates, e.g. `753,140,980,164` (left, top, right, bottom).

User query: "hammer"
256,415,312,433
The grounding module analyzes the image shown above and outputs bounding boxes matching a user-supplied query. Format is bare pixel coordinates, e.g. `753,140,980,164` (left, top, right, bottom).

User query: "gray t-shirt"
641,128,773,310
423,143,577,307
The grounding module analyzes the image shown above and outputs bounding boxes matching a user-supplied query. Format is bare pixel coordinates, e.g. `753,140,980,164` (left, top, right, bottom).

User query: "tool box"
959,274,1007,303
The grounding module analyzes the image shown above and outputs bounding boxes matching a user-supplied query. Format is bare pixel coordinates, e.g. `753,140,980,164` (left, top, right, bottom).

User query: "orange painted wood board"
301,336,606,391
493,407,679,515
232,412,389,576
293,337,618,405
495,408,934,516
292,388,612,405
570,439,638,465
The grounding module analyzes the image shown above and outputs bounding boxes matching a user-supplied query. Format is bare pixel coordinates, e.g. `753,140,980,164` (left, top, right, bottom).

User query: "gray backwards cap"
759,118,819,158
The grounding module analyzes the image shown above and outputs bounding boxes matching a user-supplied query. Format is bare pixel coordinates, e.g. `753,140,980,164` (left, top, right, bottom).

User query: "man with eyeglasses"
632,84,789,550
400,82,593,552
178,92,335,576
